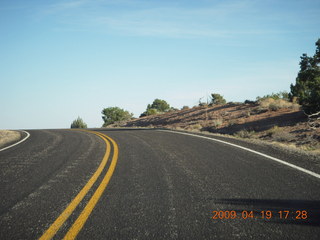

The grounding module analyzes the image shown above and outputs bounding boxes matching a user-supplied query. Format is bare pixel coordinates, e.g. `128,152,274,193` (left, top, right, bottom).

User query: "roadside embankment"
0,130,21,149
110,102,320,154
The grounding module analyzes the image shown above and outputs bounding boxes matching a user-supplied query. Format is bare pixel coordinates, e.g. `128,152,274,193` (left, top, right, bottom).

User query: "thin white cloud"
37,0,320,39
86,1,273,38
47,0,88,12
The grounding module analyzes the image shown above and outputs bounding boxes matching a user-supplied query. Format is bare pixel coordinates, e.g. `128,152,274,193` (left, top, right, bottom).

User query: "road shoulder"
158,128,320,176
0,130,22,149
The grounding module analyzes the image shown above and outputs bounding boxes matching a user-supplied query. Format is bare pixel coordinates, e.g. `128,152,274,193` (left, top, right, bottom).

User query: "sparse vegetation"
188,124,202,131
273,131,295,142
265,126,295,142
258,98,300,111
97,39,320,154
71,117,87,128
140,99,171,117
212,118,223,128
102,107,133,127
140,108,158,117
256,91,289,101
266,125,280,137
211,93,226,105
234,129,256,138
115,99,319,153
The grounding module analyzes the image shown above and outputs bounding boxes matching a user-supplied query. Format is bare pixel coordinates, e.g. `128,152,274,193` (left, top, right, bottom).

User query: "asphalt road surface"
0,129,320,239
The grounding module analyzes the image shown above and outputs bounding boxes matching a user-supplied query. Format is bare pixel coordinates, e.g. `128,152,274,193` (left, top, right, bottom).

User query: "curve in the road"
39,130,118,240
63,132,119,240
160,130,320,179
0,131,30,152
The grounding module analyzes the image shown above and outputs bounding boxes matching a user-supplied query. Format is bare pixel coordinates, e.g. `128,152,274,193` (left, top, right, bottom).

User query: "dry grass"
0,130,21,148
212,118,223,128
265,126,295,142
187,124,202,131
234,129,256,138
259,98,300,111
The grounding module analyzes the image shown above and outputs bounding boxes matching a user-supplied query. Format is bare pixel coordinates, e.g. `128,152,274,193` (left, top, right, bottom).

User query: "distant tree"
181,105,189,110
289,39,320,113
102,107,133,127
71,117,87,128
140,99,171,117
148,99,170,112
211,93,226,105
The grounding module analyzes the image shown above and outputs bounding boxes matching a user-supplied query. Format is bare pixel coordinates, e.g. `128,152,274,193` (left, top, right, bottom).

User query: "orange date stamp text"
211,210,308,220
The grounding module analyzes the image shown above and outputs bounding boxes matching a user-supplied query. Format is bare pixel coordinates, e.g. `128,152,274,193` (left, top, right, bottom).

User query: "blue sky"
1,0,319,129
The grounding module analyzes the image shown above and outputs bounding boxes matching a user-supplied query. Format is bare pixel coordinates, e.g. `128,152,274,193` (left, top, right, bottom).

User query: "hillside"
109,101,320,153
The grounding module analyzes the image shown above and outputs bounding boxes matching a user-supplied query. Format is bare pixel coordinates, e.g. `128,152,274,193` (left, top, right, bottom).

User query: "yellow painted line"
63,133,119,240
39,130,111,240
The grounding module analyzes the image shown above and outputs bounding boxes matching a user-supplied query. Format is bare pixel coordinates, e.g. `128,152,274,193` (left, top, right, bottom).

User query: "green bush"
71,117,87,128
211,93,226,105
256,91,289,101
140,99,171,117
290,39,320,114
102,107,133,127
149,99,170,112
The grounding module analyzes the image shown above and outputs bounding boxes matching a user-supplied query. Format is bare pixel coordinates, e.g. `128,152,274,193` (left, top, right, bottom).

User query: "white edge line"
0,131,30,152
158,130,320,180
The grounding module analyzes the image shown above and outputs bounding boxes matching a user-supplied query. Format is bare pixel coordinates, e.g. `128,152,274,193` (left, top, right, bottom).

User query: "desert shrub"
266,126,295,142
102,107,133,126
146,108,158,115
227,119,237,127
211,93,226,105
140,99,171,117
140,108,158,117
240,110,251,118
212,118,223,128
256,91,289,101
245,100,257,104
259,98,300,111
71,117,87,128
188,124,202,131
272,131,295,142
234,129,255,138
266,125,280,137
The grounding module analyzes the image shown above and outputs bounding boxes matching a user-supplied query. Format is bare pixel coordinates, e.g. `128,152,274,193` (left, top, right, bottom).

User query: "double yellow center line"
39,130,118,240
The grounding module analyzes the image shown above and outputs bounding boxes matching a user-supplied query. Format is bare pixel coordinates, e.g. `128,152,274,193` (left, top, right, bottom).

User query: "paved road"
0,129,319,239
